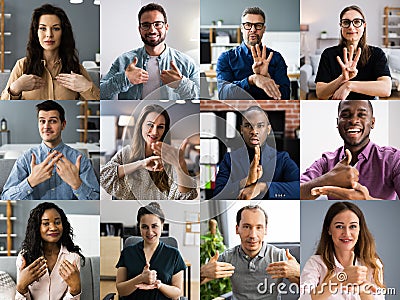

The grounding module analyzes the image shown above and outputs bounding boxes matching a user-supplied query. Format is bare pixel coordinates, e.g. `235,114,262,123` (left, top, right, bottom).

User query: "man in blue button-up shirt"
217,7,290,100
1,100,99,200
100,3,199,100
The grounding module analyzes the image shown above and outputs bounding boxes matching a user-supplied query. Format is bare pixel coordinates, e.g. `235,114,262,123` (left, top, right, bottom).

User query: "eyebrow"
146,121,165,125
334,221,359,224
41,217,61,221
39,23,61,26
39,116,59,120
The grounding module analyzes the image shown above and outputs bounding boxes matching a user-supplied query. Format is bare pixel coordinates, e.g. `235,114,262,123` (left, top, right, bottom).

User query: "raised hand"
151,141,180,168
27,152,62,188
56,71,92,92
311,182,373,200
337,45,361,82
17,256,47,294
59,260,81,296
322,149,359,188
125,57,149,85
142,155,164,172
251,44,273,77
332,81,352,100
266,249,300,282
55,154,82,190
136,280,161,290
252,74,281,100
9,74,45,95
245,145,263,186
200,250,235,281
141,262,157,285
160,61,183,88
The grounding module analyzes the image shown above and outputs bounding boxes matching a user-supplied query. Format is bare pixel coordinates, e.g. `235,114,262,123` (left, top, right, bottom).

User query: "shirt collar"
334,254,360,269
142,44,169,59
340,141,374,162
238,241,267,260
40,140,65,153
41,58,62,66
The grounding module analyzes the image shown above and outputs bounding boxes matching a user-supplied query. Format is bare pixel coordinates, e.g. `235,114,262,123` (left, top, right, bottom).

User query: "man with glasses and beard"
216,7,290,100
101,3,199,100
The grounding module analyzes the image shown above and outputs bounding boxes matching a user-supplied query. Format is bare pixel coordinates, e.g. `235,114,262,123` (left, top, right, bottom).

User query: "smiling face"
337,100,374,153
38,14,62,52
329,209,360,254
241,13,265,47
40,208,63,244
139,214,163,245
38,110,66,148
141,112,166,147
241,109,271,148
340,9,366,45
236,208,266,258
139,10,168,47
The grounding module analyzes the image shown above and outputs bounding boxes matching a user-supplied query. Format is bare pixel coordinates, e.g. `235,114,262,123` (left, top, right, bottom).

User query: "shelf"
211,43,240,47
77,115,100,119
77,101,100,105
0,13,11,18
76,129,100,133
201,25,240,29
0,234,16,237
0,250,17,255
0,201,16,205
0,217,16,220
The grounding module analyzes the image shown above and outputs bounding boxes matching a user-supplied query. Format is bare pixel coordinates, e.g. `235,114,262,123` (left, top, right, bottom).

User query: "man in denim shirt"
1,101,99,200
217,7,290,100
100,3,199,100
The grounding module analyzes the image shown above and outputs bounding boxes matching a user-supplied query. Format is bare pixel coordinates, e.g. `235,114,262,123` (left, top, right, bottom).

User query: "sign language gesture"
125,57,149,85
266,249,300,284
59,260,81,296
56,71,92,93
16,256,47,295
55,154,82,190
160,61,183,88
245,145,263,186
27,152,62,188
141,262,157,285
200,250,235,283
251,44,273,77
142,155,164,172
337,45,361,82
9,74,45,95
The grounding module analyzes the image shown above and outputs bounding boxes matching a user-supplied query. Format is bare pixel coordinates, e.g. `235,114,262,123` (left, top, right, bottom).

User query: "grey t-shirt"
218,243,287,300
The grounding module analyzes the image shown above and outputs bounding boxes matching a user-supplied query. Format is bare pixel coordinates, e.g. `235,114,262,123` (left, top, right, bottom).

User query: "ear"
336,118,339,128
61,120,66,130
236,224,239,235
267,124,271,135
371,117,375,129
165,23,169,32
240,125,243,135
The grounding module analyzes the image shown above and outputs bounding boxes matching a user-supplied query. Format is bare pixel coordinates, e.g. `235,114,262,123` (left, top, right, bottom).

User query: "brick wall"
200,100,300,139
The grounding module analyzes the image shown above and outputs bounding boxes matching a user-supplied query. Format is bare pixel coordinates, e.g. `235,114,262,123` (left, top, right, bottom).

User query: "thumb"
144,262,150,270
210,250,219,262
132,57,138,66
31,153,37,168
20,256,26,270
351,251,355,266
179,138,188,153
75,154,82,170
170,60,179,71
286,248,295,260
340,149,352,165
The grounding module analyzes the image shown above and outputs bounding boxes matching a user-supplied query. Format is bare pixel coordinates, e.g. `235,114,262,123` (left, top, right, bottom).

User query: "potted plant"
320,30,327,39
200,219,231,300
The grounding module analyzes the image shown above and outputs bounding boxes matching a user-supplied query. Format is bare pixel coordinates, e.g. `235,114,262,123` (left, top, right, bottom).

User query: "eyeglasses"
139,21,165,31
242,22,264,30
340,18,365,28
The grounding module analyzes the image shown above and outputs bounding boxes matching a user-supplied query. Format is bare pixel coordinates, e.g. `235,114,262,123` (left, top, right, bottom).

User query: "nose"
249,24,257,33
249,227,257,238
250,125,258,135
343,227,351,236
349,115,360,125
49,222,57,230
46,28,53,38
150,125,158,135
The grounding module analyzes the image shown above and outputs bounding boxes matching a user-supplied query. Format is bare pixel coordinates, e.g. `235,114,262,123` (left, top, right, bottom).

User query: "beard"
246,34,262,46
141,32,166,47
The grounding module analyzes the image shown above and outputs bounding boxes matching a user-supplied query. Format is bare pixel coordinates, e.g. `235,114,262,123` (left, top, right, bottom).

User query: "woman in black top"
315,5,391,100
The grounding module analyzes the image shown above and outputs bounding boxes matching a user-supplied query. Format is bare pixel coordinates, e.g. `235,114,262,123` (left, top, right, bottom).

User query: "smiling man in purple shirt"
301,100,400,200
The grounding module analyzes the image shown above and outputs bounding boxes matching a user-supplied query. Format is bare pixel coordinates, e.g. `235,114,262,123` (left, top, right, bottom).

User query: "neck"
335,249,354,267
43,139,62,149
43,242,61,256
145,43,166,56
143,240,159,251
42,50,60,65
345,139,369,164
241,244,262,259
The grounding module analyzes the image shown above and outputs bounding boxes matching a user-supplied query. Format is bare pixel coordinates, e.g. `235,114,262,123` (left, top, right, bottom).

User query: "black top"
116,241,186,300
315,45,391,99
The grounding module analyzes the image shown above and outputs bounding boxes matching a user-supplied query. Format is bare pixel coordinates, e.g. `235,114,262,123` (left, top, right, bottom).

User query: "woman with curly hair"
300,202,384,299
16,202,84,299
100,104,197,200
1,4,99,100
315,5,391,100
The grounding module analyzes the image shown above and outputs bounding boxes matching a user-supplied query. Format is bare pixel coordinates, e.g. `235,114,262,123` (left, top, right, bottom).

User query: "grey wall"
0,100,80,143
200,0,299,31
301,201,400,300
4,0,99,71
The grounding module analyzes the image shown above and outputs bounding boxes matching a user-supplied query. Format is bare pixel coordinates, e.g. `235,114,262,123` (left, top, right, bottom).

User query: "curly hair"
20,202,85,266
24,4,81,76
316,202,384,288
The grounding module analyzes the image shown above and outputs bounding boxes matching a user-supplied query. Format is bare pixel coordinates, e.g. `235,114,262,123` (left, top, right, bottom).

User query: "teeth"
347,129,360,133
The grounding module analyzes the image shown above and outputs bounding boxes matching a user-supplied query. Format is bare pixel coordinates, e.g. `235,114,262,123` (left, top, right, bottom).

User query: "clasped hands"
27,151,82,190
332,45,362,100
135,262,162,290
250,44,281,100
310,149,373,200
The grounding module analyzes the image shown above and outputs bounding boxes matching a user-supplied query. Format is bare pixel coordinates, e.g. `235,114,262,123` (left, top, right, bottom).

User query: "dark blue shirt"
116,241,186,300
213,144,299,199
216,42,290,100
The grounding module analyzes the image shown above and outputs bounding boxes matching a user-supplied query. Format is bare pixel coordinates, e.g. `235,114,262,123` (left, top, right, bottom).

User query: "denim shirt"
100,45,199,100
216,42,290,100
1,141,100,200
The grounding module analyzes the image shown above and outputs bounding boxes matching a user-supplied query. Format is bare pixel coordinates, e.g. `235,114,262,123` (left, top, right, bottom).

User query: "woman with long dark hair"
315,5,391,100
1,4,99,100
116,202,186,299
16,202,84,299
100,104,197,200
300,202,384,299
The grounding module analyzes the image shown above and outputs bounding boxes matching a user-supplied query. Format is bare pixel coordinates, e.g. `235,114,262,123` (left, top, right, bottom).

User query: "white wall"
100,0,200,76
301,0,400,55
300,101,393,173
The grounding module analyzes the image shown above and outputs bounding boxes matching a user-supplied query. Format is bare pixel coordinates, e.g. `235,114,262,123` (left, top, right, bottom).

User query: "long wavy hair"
130,104,171,193
315,202,384,287
338,5,371,67
20,202,85,266
24,4,81,76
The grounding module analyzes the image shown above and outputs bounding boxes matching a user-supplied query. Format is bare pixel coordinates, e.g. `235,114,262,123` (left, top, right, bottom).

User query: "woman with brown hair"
1,4,99,100
315,5,391,100
300,201,384,299
100,104,197,200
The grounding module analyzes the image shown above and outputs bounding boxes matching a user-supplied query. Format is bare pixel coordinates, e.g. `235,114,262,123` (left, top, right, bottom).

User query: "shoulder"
161,242,182,256
370,143,400,158
368,45,386,56
264,243,286,260
304,255,326,269
219,245,240,262
168,47,195,62
322,45,340,56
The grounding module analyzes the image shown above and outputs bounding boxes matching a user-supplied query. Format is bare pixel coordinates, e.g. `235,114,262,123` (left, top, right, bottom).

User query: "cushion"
310,54,321,75
389,54,400,73
0,271,16,299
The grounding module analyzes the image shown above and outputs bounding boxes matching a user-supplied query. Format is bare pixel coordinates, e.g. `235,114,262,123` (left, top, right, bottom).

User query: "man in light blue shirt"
1,100,99,200
100,3,199,100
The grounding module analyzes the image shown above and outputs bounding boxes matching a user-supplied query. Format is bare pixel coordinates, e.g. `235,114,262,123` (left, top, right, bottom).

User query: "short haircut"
236,205,268,227
242,7,266,23
36,100,66,123
138,3,167,23
241,106,269,124
337,100,373,115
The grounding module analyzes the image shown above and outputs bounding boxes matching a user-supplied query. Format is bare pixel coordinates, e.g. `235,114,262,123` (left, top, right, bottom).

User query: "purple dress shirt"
301,141,400,200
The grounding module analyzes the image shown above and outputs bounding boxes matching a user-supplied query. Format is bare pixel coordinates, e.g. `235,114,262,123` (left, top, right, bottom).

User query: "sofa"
0,256,100,300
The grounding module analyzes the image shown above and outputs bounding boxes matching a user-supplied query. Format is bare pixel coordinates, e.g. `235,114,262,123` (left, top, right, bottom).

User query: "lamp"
300,24,309,32
118,115,135,140
300,24,310,64
70,0,83,3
